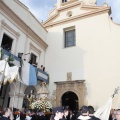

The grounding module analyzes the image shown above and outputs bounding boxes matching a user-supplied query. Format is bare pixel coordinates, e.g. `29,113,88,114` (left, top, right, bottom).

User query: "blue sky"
19,0,120,24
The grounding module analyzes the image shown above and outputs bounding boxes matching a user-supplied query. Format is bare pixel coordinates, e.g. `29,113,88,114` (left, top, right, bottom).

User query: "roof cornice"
16,0,48,33
43,1,81,25
0,0,48,50
44,6,110,28
58,0,81,11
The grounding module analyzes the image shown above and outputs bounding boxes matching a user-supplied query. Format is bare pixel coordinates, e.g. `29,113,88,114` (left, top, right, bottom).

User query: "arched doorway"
61,91,78,110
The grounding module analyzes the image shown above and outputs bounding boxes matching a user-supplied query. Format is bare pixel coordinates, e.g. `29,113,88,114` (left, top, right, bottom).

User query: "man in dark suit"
76,106,93,120
62,106,69,120
0,108,11,120
88,106,100,120
53,106,64,120
69,110,75,120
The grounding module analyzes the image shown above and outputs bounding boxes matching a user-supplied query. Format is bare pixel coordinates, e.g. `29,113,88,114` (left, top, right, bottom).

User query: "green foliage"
0,49,4,60
8,53,14,67
8,54,14,61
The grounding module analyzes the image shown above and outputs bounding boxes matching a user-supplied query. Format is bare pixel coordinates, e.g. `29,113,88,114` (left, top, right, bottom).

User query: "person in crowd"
8,108,13,120
30,109,38,120
62,106,69,120
88,106,100,120
69,110,75,120
0,108,11,120
19,108,26,120
26,110,32,120
53,106,64,120
50,110,55,120
75,109,81,119
41,65,43,70
109,109,114,120
112,109,117,120
115,109,120,120
37,109,46,120
0,106,2,118
76,106,93,120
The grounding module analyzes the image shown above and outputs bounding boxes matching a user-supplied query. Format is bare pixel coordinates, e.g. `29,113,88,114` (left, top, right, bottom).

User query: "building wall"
0,0,48,109
0,0,47,68
45,10,120,109
2,0,47,42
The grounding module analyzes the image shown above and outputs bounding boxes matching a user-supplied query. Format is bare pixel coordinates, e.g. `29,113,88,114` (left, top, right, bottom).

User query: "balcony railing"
0,48,49,83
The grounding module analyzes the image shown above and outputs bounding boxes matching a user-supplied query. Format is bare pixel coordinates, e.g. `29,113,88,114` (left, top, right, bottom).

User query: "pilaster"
9,92,25,109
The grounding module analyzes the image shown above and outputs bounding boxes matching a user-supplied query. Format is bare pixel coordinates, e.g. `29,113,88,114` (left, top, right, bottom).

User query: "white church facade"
0,0,120,111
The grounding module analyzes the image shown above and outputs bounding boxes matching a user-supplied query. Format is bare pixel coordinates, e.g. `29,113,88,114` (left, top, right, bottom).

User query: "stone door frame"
54,80,86,109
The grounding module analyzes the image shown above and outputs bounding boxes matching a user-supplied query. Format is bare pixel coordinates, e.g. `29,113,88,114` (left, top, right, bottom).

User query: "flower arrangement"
31,99,52,112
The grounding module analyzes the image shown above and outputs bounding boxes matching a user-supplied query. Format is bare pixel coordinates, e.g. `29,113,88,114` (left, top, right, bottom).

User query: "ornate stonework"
67,72,72,81
79,0,96,5
54,80,86,108
29,43,42,55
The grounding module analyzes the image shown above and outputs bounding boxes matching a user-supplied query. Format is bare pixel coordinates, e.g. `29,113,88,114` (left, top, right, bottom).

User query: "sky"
19,0,120,24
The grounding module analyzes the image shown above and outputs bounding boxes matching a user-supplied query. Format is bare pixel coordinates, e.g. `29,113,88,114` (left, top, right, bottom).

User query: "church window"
29,53,37,67
64,28,76,48
1,33,13,51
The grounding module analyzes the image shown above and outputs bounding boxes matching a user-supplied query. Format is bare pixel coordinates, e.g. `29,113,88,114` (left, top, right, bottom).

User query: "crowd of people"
0,106,120,120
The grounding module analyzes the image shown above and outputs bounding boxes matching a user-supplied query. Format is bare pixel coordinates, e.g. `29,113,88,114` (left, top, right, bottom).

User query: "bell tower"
57,0,73,8
62,0,67,3
57,0,96,9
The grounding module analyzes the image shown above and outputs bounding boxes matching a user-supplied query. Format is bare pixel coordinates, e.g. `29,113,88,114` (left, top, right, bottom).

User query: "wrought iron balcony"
0,47,49,83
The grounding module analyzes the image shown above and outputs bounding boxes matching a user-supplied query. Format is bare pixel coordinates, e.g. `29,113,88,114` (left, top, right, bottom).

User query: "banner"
94,97,112,120
0,59,19,85
21,61,37,85
37,68,48,83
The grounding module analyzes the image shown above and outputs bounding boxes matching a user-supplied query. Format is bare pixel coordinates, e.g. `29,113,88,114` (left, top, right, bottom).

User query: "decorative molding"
29,43,42,55
54,80,86,108
54,80,85,84
85,0,96,5
64,26,75,31
44,7,110,28
43,0,110,28
79,0,96,5
67,72,72,81
43,1,81,25
43,0,101,26
9,92,25,98
14,0,29,11
0,0,48,50
62,0,79,6
1,19,20,38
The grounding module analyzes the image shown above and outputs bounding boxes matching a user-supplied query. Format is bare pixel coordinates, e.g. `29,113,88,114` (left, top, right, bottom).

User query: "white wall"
45,11,120,110
0,10,46,67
